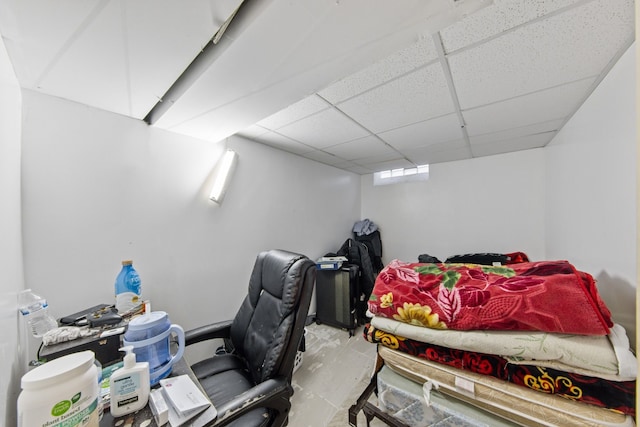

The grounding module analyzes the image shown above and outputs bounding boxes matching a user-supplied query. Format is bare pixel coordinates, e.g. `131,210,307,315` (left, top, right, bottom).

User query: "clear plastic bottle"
115,260,142,314
18,289,58,338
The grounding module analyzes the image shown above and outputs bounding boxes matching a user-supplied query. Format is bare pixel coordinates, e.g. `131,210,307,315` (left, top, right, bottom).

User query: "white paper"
160,375,213,426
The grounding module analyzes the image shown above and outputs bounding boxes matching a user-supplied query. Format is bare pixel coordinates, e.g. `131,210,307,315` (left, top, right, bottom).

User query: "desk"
100,356,217,427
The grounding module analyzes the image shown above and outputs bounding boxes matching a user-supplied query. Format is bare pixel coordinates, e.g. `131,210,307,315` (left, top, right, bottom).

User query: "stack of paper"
159,375,215,426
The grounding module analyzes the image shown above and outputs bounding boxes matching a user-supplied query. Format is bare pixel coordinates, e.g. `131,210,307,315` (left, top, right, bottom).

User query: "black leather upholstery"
186,249,316,427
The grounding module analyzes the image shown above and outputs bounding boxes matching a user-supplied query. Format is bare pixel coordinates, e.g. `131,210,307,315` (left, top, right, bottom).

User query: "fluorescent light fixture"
209,149,238,204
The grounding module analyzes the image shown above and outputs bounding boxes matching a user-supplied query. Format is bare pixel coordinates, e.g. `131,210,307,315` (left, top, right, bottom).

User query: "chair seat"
192,354,271,427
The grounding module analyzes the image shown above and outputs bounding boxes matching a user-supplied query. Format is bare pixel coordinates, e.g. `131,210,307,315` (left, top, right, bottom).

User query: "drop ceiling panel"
337,163,375,175
356,157,418,172
378,113,463,150
237,124,270,139
300,149,346,166
275,108,369,149
403,140,472,164
0,0,103,86
318,36,438,104
471,132,555,157
154,0,465,134
323,135,398,161
36,2,132,115
256,94,330,130
122,1,239,118
462,77,595,136
449,0,634,109
252,131,314,155
439,0,585,53
469,119,564,145
338,63,455,134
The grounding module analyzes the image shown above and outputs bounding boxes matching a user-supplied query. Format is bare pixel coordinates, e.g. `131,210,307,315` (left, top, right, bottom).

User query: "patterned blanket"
364,324,636,415
367,260,613,335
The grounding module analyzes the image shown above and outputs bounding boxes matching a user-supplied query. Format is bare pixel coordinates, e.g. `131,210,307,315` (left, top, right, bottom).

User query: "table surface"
99,356,217,427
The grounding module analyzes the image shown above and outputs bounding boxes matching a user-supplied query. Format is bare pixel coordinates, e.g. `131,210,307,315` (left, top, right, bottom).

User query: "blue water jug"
123,311,185,386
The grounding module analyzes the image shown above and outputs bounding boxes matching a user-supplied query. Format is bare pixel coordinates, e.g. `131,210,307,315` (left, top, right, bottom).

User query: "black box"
39,327,125,366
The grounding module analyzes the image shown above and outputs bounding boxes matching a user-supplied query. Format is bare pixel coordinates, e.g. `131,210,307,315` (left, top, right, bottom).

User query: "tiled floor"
288,322,386,427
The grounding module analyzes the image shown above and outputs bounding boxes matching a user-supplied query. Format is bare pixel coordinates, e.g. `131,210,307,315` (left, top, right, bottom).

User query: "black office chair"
185,249,316,426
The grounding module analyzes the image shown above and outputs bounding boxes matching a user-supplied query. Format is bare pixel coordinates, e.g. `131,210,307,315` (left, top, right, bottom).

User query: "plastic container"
109,346,150,417
18,350,100,427
18,289,58,337
115,260,142,313
123,311,185,386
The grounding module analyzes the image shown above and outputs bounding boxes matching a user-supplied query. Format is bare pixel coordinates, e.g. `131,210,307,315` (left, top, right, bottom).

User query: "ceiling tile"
337,163,374,175
448,0,634,109
300,149,345,166
471,132,555,157
469,119,564,144
338,63,455,134
0,0,104,86
237,124,270,139
440,0,584,53
255,94,330,130
123,0,238,118
252,131,314,155
36,2,132,115
462,78,595,136
403,140,473,164
377,113,463,150
318,36,438,104
275,107,369,148
323,135,398,161
356,157,419,172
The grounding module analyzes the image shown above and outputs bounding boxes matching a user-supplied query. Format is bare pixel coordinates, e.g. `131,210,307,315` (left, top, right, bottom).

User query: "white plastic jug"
123,311,185,386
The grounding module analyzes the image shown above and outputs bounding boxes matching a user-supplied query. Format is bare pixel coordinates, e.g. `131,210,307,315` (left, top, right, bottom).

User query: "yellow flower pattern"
393,302,447,329
380,292,394,308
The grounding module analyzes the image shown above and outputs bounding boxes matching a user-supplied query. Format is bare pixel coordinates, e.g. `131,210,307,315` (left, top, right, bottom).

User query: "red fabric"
505,251,529,263
367,260,613,335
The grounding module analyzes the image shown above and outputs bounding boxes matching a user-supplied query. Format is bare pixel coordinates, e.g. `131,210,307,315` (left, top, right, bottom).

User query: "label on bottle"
116,292,140,313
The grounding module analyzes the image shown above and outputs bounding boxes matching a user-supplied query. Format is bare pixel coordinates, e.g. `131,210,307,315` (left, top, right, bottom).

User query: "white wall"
20,91,360,363
0,37,24,426
361,148,546,263
545,43,637,346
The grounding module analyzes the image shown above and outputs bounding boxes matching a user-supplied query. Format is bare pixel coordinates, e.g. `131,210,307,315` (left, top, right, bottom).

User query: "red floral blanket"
367,260,613,335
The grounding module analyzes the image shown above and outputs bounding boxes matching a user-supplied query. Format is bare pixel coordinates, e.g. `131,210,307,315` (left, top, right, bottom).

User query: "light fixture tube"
209,149,237,204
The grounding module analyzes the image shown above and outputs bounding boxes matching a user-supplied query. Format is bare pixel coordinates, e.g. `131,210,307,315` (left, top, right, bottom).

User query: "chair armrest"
185,320,233,346
207,377,293,426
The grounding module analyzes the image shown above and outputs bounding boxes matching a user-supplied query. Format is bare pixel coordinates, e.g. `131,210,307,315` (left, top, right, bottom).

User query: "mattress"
376,365,517,427
378,346,636,427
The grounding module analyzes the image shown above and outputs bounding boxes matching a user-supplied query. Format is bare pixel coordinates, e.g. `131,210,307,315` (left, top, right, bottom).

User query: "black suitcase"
315,264,359,335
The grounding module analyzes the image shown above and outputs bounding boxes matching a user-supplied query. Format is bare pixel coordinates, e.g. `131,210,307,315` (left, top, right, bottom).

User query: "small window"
373,165,429,186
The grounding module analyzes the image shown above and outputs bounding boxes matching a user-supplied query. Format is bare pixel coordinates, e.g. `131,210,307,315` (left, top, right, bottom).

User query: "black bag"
354,230,383,273
335,239,376,323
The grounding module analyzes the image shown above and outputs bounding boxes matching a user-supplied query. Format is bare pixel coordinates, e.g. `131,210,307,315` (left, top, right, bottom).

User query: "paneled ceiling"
0,0,634,174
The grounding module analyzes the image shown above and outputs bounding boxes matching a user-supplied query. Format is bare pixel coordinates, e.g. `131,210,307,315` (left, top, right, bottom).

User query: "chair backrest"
229,249,315,384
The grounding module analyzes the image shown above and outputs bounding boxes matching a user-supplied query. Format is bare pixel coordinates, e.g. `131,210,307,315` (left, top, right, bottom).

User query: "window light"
373,164,429,186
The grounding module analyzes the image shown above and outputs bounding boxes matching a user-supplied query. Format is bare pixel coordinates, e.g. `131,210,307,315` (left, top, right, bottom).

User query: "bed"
351,257,637,426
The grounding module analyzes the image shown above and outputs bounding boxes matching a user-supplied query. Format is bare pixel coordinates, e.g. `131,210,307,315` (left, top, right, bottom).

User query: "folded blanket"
370,316,637,380
364,324,636,415
368,259,613,335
